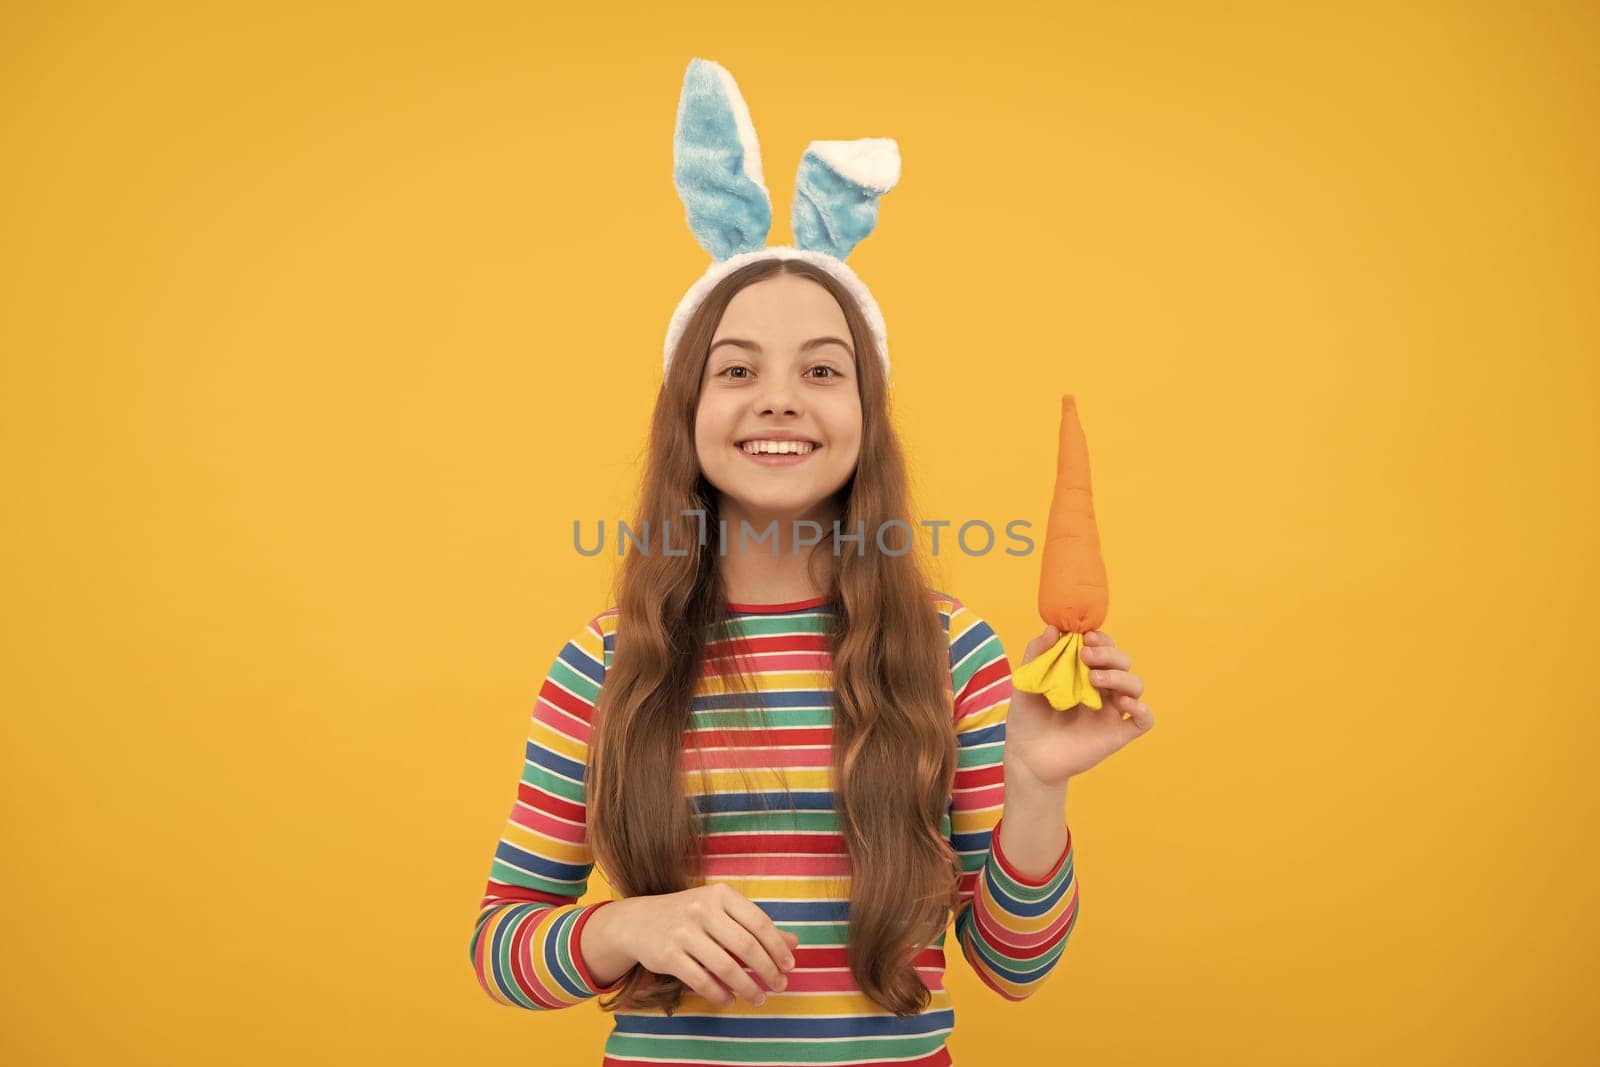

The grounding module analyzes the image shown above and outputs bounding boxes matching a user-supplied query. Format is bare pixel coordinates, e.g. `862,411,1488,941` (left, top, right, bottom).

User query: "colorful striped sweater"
469,591,1080,1066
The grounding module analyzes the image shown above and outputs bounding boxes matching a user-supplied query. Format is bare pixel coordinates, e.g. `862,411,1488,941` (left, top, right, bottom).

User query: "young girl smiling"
469,59,1154,1066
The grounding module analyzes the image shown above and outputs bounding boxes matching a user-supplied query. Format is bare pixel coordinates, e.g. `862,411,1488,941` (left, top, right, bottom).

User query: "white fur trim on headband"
662,245,891,383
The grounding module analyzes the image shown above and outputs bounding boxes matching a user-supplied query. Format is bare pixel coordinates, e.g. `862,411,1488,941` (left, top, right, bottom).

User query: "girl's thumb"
1021,626,1060,665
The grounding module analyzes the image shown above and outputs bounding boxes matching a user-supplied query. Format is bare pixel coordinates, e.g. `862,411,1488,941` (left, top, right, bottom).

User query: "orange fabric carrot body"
1012,394,1109,710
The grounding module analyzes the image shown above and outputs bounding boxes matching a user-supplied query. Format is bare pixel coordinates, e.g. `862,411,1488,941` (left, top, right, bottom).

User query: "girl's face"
695,273,864,523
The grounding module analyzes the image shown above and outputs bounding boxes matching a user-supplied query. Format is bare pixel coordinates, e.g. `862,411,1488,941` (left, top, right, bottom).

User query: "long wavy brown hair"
587,256,963,1018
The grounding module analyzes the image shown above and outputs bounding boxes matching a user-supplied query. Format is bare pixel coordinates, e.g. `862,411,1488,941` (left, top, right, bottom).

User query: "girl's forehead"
711,326,853,364
719,276,848,327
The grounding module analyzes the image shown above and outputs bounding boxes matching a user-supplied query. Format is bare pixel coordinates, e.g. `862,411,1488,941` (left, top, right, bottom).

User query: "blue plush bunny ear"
673,58,773,261
791,138,901,260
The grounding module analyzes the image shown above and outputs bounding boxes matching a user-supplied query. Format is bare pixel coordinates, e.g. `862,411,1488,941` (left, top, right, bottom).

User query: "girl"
469,59,1154,1066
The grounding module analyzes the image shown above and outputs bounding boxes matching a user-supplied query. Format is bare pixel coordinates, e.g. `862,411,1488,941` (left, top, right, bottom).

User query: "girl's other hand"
624,882,800,1008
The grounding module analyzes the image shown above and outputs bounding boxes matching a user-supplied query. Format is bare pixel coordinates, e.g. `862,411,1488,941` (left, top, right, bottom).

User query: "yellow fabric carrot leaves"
1012,394,1110,711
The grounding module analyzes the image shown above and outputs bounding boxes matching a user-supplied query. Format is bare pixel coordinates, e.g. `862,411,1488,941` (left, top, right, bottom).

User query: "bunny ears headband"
663,57,900,383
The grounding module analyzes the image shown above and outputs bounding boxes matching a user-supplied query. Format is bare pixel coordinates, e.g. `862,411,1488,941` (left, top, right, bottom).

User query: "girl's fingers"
707,904,792,992
1088,669,1144,699
1079,643,1131,671
672,948,738,1008
689,933,769,1007
1113,693,1154,729
719,888,796,971
1021,626,1061,665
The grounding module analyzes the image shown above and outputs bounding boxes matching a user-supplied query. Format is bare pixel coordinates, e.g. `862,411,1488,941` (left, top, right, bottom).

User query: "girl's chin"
718,487,836,519
724,491,820,513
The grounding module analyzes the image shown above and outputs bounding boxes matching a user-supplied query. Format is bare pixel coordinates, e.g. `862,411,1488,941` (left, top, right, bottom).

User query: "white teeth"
741,439,815,455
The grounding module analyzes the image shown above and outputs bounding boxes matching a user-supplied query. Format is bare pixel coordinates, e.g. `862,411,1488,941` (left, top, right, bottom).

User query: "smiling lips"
740,439,818,456
737,438,820,466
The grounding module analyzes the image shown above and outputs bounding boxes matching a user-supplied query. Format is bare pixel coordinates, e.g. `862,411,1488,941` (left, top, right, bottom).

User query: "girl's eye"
718,365,837,379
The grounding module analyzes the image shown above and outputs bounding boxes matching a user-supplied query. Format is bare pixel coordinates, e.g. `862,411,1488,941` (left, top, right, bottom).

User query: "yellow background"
4,1,1596,1064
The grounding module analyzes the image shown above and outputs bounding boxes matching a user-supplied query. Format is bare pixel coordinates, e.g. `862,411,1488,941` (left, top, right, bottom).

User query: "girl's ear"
673,58,774,261
791,138,902,261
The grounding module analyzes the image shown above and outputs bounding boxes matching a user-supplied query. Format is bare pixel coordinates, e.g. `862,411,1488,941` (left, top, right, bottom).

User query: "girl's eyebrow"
709,336,854,357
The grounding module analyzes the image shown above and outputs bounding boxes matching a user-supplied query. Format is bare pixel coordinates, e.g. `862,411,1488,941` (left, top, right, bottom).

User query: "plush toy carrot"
1011,394,1110,710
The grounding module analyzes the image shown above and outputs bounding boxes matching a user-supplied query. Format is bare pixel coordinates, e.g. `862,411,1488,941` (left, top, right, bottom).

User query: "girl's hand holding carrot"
1004,627,1154,790
1004,394,1154,789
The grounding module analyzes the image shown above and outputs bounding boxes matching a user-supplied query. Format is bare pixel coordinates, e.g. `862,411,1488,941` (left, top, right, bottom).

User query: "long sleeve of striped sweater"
469,614,623,1010
470,592,1080,1061
943,598,1081,1000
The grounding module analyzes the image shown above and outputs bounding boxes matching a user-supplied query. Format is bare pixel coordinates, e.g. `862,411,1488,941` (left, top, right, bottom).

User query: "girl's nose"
756,381,800,415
